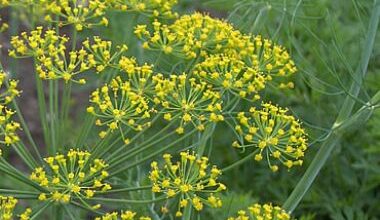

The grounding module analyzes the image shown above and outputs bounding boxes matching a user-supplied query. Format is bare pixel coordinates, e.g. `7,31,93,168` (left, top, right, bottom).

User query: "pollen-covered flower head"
83,37,128,74
113,0,178,19
153,73,224,134
43,0,112,31
94,210,151,220
9,27,92,84
149,151,226,217
193,54,266,100
233,103,307,171
30,149,111,208
0,196,17,220
228,203,291,220
88,76,153,142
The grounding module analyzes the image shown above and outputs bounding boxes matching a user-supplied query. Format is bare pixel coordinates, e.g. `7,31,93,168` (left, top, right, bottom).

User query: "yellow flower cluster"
136,13,297,89
95,210,151,220
228,203,291,220
43,0,112,31
9,27,126,83
135,13,251,59
19,208,32,220
233,103,307,171
193,54,266,100
9,27,88,83
117,56,155,97
83,37,128,73
30,149,110,208
87,76,153,142
0,196,17,220
150,151,226,217
0,72,21,156
113,0,178,19
153,74,224,134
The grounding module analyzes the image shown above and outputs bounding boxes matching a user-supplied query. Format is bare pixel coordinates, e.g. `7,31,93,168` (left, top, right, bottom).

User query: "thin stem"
283,1,380,212
89,196,166,204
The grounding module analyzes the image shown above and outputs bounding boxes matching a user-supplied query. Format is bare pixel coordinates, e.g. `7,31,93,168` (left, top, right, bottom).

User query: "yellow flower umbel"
228,203,291,220
0,72,21,156
243,35,297,89
153,74,224,134
233,103,307,171
193,54,266,100
0,196,17,220
135,13,253,59
83,37,128,74
95,210,151,220
117,56,155,98
150,151,226,217
113,0,178,19
88,76,153,141
9,27,92,84
43,0,112,31
30,149,110,208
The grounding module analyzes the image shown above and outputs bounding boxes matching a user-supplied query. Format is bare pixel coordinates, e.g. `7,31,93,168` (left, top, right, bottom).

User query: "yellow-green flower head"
233,103,307,171
117,56,155,98
228,203,291,220
83,37,128,74
113,0,178,19
88,76,153,142
95,210,151,220
9,27,91,84
150,151,226,217
193,54,266,100
0,72,21,156
19,208,32,220
244,35,297,89
43,0,112,31
0,72,21,104
0,196,17,220
9,27,68,58
153,73,224,134
135,13,253,59
30,149,111,208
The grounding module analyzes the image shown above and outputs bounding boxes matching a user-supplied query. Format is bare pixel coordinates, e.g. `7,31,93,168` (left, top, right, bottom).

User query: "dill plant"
0,0,378,219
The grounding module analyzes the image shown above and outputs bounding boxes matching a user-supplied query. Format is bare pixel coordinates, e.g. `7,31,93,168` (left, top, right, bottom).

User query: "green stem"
109,129,197,175
221,150,258,173
98,185,152,194
35,71,50,150
89,196,166,204
283,1,380,212
11,99,43,163
196,124,215,157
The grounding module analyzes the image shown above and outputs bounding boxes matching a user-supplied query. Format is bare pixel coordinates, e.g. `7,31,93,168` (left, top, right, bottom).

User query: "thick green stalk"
283,0,380,212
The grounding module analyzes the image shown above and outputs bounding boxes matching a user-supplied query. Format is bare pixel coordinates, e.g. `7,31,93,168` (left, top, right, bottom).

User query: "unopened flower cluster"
150,151,226,217
30,149,110,208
